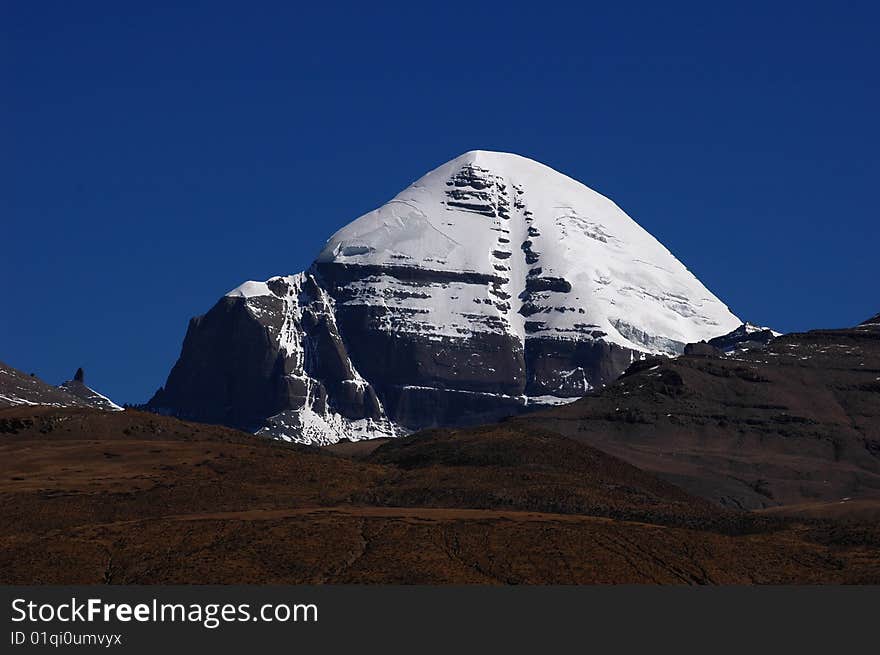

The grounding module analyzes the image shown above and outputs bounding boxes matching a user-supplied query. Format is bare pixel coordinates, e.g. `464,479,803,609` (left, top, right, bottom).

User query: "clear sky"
2,1,878,404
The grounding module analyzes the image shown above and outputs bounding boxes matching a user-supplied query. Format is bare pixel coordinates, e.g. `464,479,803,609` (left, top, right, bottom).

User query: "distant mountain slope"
0,362,121,411
59,368,123,411
0,361,90,408
514,313,880,509
362,423,726,528
150,151,739,443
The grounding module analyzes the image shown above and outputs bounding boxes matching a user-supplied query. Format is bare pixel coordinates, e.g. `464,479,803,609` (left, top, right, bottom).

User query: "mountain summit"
150,151,740,443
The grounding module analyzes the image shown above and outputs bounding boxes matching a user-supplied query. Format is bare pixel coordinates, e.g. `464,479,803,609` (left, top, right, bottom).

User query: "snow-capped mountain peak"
315,149,739,353
155,151,740,444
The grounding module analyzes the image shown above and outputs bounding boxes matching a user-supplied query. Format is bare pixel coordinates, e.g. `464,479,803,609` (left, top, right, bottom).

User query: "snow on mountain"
315,150,739,352
152,151,740,444
705,322,781,354
860,312,880,326
59,372,124,411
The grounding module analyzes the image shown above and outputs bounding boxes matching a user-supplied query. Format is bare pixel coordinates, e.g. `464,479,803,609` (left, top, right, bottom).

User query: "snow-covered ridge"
741,322,783,337
227,280,273,299
315,150,739,353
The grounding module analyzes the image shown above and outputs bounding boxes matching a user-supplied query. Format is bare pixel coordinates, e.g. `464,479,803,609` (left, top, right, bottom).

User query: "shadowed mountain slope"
514,314,880,509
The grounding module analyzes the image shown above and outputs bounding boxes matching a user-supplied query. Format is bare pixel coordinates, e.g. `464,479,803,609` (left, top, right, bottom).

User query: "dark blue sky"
2,1,878,403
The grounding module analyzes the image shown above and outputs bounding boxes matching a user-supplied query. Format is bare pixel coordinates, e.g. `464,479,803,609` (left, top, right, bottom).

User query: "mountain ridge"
512,312,880,509
0,362,120,412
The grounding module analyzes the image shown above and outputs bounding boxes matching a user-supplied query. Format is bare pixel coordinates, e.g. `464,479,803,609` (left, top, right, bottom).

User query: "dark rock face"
379,385,526,430
523,338,639,396
683,341,724,357
149,269,540,441
708,323,778,353
150,296,289,430
148,263,653,443
150,274,393,444
520,314,880,509
314,262,527,399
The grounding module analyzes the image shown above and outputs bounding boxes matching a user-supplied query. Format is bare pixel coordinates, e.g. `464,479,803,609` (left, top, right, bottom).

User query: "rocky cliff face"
707,323,779,353
149,273,395,443
150,151,740,443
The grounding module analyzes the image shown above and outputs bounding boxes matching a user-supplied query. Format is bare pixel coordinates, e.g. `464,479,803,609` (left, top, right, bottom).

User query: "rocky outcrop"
683,341,724,357
149,273,394,444
59,368,123,411
707,323,779,353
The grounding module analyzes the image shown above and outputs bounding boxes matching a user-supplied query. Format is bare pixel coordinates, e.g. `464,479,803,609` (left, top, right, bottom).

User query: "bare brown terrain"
758,499,880,521
520,318,880,509
2,406,878,584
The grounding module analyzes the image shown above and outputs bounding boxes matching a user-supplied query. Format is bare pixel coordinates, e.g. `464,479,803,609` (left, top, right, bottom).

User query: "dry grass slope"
2,406,878,584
